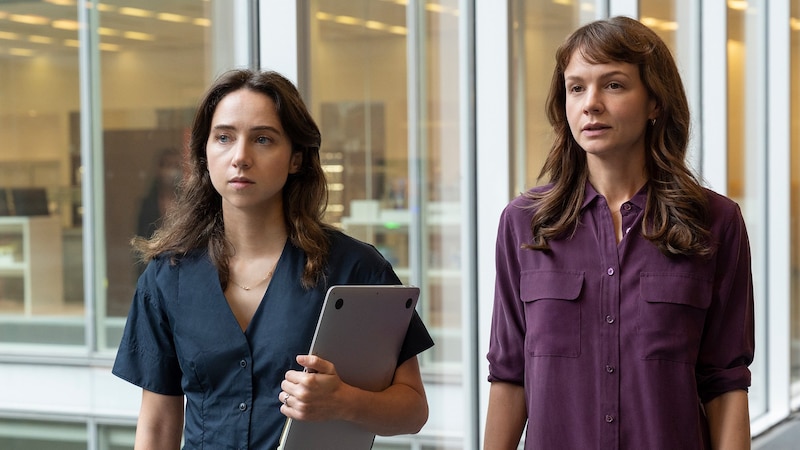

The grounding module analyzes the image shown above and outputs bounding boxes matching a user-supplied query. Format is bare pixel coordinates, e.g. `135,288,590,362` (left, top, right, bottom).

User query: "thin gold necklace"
229,259,279,291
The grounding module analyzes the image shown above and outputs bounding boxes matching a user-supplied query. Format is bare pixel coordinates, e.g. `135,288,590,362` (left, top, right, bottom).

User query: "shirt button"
605,315,615,324
623,203,632,211
605,414,614,423
607,267,614,276
605,365,615,373
240,359,247,368
239,402,247,411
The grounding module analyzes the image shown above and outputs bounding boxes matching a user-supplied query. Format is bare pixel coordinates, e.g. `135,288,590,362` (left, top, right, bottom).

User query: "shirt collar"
582,179,649,211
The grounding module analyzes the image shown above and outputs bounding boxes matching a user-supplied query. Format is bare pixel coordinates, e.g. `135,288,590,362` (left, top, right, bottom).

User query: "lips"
228,176,254,188
582,123,610,131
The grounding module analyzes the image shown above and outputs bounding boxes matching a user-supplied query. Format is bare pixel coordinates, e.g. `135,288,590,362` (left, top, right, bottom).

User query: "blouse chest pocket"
637,272,712,364
520,270,584,358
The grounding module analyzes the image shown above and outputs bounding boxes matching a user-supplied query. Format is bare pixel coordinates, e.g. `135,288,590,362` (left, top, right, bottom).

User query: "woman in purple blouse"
485,16,754,450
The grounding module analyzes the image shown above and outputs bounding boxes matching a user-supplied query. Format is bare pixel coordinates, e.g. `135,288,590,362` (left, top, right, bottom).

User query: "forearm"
704,389,751,450
338,357,428,435
134,390,184,450
484,381,527,450
134,424,183,450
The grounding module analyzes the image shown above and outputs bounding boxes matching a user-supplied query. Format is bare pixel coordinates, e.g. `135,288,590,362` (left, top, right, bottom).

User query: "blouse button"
623,203,632,211
607,267,614,276
605,315,615,324
605,365,615,373
605,414,614,423
239,402,247,411
240,359,247,368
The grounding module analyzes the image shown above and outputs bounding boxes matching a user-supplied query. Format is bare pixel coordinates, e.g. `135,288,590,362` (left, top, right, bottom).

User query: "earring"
650,118,656,126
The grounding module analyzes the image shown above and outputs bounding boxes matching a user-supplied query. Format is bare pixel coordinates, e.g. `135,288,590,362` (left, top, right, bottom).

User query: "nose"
583,88,603,115
231,142,251,169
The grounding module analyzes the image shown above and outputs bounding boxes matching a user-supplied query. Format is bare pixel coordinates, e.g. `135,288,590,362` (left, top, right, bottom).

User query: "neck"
223,209,288,259
587,159,647,205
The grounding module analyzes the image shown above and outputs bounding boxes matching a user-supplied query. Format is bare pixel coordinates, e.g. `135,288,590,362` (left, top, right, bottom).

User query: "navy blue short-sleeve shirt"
113,230,434,449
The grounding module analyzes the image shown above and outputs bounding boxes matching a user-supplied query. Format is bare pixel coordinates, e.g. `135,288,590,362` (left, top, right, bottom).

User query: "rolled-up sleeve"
695,202,755,403
487,205,526,385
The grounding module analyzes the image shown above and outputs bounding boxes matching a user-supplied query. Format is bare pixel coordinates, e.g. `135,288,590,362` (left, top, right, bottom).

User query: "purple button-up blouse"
487,182,755,450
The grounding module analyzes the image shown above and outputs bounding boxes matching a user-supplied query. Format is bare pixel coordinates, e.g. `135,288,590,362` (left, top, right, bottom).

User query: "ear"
648,100,660,121
289,151,303,174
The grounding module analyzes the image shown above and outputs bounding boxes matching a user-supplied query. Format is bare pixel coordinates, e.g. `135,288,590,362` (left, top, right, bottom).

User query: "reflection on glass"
727,1,767,417
640,2,678,52
308,0,466,446
511,0,587,194
790,0,800,401
0,1,83,345
0,1,212,348
99,1,211,349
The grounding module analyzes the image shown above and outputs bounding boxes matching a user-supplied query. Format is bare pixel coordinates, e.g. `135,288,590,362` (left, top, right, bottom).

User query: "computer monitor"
10,188,49,216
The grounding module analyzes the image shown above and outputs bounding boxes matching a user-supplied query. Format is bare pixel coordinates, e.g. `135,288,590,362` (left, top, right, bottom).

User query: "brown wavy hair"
526,16,711,257
132,69,332,288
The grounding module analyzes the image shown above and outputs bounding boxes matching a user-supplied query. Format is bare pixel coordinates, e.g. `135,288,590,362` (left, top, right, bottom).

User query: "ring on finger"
282,392,291,406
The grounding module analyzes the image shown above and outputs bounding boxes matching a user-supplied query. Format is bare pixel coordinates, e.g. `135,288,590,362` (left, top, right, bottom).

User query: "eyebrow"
565,70,632,82
211,124,283,135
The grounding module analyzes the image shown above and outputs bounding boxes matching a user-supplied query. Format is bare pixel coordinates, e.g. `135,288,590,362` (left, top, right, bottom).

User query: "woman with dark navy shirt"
484,17,754,450
113,69,433,449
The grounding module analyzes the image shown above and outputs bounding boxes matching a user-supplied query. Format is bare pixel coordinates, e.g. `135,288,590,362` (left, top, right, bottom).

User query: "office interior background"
0,0,797,448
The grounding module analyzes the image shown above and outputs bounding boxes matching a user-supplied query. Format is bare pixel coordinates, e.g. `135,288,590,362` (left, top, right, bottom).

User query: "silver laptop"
277,284,420,450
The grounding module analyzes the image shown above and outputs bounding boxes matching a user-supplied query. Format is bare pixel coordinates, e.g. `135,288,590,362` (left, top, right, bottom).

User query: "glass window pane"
98,0,212,349
98,424,135,450
511,0,590,194
790,0,800,403
0,0,84,346
307,0,469,446
726,0,768,418
642,0,769,418
0,419,86,450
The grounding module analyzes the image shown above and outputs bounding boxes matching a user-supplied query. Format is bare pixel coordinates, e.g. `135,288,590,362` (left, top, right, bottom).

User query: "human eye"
215,133,231,143
255,135,273,145
567,84,583,94
607,81,623,90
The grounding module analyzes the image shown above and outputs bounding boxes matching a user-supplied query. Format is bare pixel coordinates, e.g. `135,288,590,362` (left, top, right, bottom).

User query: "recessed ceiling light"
9,14,50,26
123,31,155,41
119,7,154,18
99,42,121,51
29,35,54,44
52,20,80,31
157,13,190,23
9,47,35,56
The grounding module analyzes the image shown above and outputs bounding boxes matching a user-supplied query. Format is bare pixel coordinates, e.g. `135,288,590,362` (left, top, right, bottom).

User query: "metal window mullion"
609,0,638,18
475,0,512,446
78,1,104,354
406,0,426,289
700,0,727,192
459,1,478,449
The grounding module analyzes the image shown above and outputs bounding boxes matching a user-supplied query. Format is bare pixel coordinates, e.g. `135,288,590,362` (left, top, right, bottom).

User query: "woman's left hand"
279,354,352,421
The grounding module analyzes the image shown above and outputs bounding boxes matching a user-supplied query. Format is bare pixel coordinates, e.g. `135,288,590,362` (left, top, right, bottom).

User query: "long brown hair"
527,16,711,257
132,69,332,288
